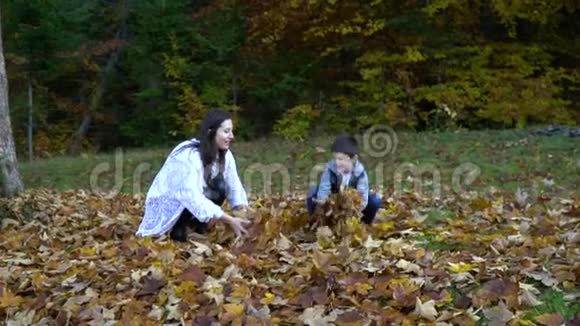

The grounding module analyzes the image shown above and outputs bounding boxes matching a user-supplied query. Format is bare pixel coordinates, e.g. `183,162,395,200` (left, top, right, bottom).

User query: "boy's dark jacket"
315,159,369,208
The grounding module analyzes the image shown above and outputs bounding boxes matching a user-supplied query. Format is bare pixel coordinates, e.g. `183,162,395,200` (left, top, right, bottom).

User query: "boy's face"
333,152,355,174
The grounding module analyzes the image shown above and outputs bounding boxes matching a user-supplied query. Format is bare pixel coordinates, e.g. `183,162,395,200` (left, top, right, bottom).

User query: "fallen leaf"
335,310,365,326
191,241,213,256
147,305,164,321
223,303,245,316
300,305,338,326
0,288,24,308
396,259,422,275
6,310,35,326
3,258,34,265
447,262,475,273
525,271,559,288
135,276,166,297
473,279,519,305
247,304,270,320
535,312,564,326
277,233,292,251
483,301,514,326
519,283,543,307
413,297,438,321
177,264,206,285
363,235,383,249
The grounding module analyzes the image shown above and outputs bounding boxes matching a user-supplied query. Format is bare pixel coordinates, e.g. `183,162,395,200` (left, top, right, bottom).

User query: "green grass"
524,288,580,321
19,128,579,197
414,234,470,251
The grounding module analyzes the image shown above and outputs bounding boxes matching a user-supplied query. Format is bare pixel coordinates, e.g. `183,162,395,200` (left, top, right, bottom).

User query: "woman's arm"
225,151,249,209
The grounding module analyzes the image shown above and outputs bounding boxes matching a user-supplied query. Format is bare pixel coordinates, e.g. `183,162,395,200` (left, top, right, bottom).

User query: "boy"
307,134,382,224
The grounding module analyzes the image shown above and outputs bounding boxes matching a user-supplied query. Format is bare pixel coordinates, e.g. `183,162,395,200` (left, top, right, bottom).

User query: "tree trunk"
27,77,33,161
0,8,24,197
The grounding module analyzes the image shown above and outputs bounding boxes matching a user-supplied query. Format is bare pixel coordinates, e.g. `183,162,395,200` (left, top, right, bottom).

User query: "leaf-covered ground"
0,189,579,325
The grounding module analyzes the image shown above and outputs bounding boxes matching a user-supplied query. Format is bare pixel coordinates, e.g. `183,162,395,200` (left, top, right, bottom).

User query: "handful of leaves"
313,188,363,228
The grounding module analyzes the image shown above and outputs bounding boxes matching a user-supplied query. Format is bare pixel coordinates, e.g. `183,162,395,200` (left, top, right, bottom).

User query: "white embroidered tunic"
136,139,248,237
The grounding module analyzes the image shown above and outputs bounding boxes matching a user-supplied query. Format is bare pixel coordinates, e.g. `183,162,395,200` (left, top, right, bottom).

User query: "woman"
136,109,250,241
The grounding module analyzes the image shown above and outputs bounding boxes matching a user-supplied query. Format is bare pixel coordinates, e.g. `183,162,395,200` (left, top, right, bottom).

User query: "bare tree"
0,7,24,197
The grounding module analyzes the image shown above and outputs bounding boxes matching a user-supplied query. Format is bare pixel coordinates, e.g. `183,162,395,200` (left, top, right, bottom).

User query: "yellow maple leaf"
260,292,275,305
78,246,97,257
31,272,48,290
175,281,197,298
345,216,361,233
375,221,395,232
223,303,244,316
447,262,475,273
156,291,168,306
102,247,118,258
0,289,24,308
229,284,250,302
357,283,373,295
437,291,453,307
151,260,164,268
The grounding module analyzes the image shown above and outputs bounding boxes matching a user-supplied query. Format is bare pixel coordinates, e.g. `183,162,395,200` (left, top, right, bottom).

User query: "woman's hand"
221,213,250,238
232,205,251,219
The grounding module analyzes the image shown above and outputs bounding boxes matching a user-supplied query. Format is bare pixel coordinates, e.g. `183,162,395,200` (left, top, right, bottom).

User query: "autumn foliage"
1,188,578,324
3,1,579,155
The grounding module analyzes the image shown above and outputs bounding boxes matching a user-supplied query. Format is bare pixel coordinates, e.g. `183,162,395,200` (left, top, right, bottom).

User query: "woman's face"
214,119,234,150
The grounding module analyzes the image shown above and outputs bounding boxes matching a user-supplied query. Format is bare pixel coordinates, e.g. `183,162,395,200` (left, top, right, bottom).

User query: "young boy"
307,134,382,224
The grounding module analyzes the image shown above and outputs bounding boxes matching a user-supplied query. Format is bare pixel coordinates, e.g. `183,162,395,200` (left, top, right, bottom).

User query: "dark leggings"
170,209,208,241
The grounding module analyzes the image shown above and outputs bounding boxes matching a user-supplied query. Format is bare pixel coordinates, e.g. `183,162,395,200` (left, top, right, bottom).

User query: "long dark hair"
177,108,231,182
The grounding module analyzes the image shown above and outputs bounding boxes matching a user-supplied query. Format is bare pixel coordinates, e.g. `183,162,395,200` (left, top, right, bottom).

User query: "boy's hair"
331,134,359,157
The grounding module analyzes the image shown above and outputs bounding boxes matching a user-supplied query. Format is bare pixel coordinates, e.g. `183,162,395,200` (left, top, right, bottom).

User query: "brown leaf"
231,242,255,255
313,250,335,271
311,286,329,305
55,310,71,326
134,276,166,297
292,290,312,308
193,316,217,326
120,299,148,325
178,264,206,285
132,246,150,261
483,301,514,326
568,314,580,326
473,279,519,306
535,313,564,326
335,310,365,326
30,291,50,311
295,286,329,308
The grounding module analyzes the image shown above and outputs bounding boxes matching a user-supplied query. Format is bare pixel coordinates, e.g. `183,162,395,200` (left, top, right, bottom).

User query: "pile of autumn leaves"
0,188,578,325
